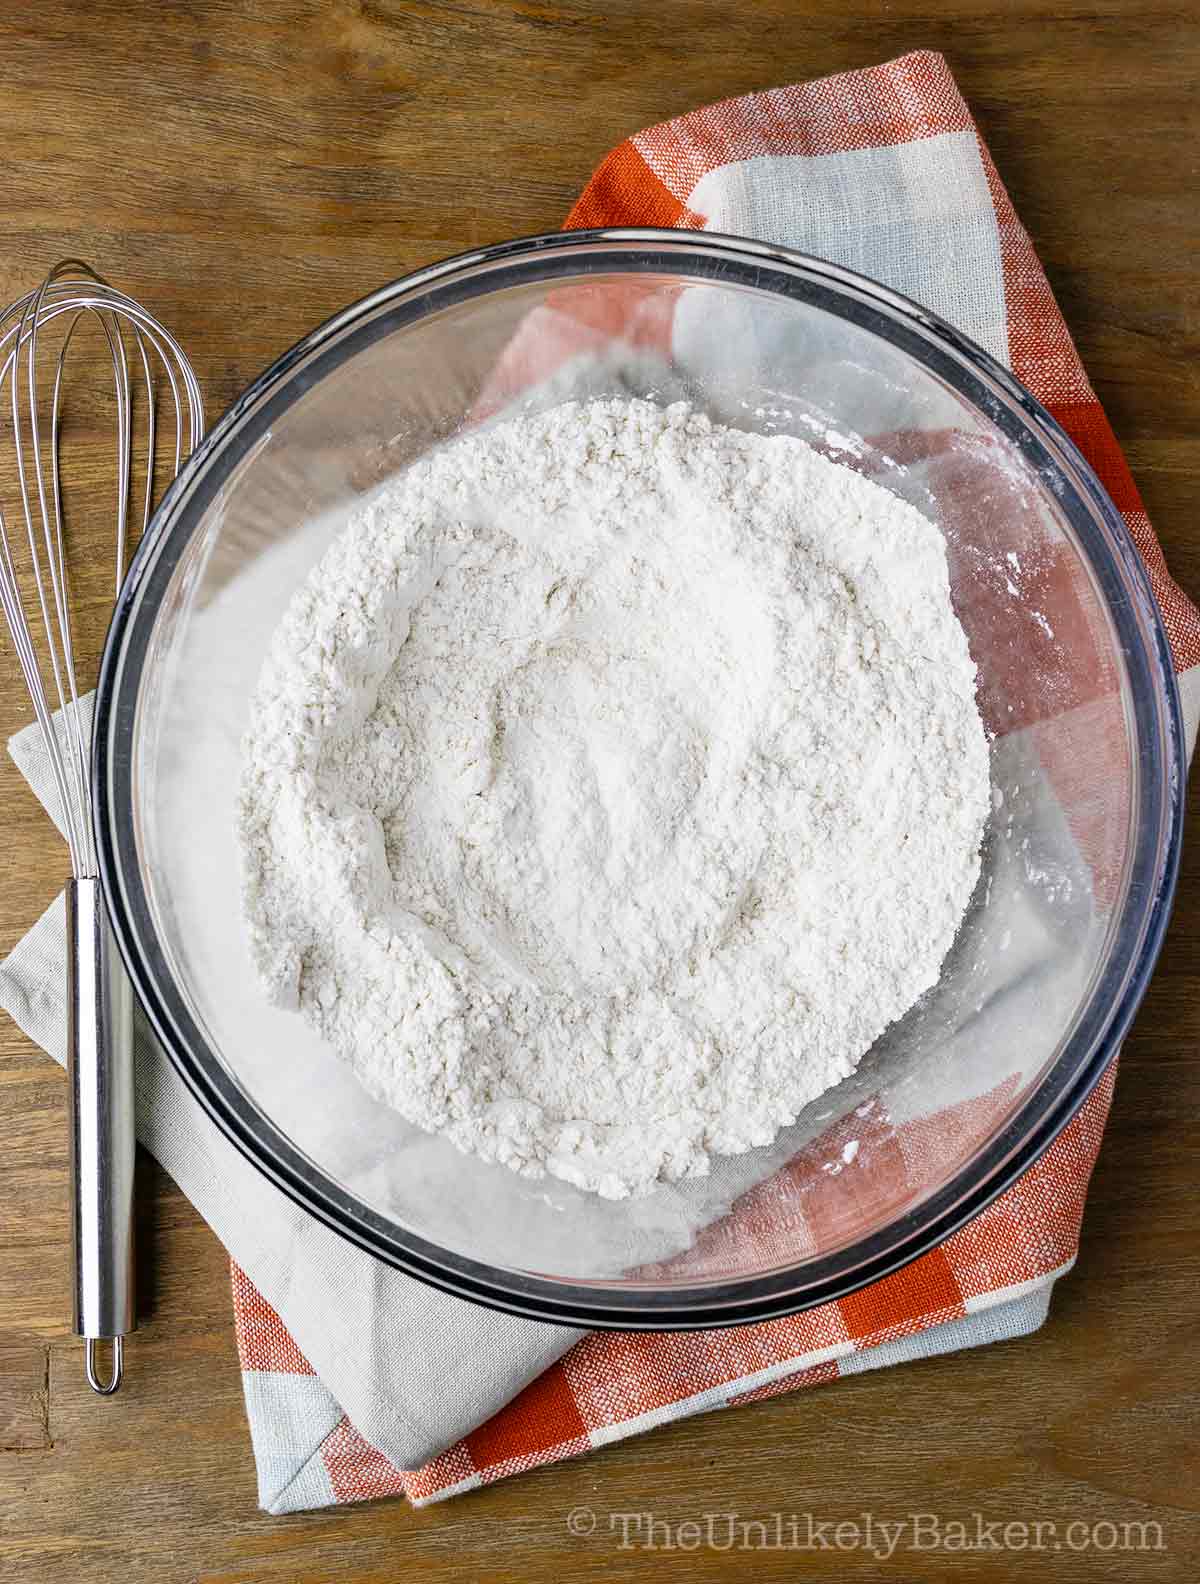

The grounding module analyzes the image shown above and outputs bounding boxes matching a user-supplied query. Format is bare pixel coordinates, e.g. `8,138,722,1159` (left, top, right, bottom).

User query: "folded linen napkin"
2,49,1197,1514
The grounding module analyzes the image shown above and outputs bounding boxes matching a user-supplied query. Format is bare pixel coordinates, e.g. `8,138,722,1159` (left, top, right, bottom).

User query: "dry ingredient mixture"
238,398,990,1198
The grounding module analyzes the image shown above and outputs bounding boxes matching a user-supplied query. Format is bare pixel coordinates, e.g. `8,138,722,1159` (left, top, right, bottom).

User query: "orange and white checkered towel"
229,51,1200,1509
3,50,1197,1514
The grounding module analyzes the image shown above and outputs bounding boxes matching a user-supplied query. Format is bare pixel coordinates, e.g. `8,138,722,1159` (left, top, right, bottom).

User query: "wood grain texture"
1,1,1198,1578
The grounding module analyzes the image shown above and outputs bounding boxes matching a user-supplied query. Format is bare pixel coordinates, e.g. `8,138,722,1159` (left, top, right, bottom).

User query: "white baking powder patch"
238,398,990,1198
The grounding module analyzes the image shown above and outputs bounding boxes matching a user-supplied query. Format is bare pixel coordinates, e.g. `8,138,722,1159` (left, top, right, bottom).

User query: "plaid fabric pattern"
233,1076,1106,1505
228,51,1200,1509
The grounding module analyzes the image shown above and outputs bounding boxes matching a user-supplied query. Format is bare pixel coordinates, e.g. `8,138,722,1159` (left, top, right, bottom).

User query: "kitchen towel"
2,49,1198,1514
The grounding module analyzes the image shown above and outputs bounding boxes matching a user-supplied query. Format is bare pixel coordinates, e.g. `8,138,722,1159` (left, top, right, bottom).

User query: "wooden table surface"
1,2,1197,1580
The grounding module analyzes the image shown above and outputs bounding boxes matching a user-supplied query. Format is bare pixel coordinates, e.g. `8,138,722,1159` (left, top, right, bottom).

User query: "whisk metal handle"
67,877,135,1393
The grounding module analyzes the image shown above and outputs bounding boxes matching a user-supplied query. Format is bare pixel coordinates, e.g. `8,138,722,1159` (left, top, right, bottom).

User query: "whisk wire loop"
0,260,203,879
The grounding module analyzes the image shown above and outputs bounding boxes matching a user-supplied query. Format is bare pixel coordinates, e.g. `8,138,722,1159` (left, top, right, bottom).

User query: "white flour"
239,398,990,1198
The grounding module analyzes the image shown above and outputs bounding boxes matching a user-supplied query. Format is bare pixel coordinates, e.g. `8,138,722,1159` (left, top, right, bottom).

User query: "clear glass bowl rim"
93,228,1184,1329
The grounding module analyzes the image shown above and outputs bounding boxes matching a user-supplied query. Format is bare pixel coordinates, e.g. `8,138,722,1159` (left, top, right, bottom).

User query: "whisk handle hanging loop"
66,877,136,1393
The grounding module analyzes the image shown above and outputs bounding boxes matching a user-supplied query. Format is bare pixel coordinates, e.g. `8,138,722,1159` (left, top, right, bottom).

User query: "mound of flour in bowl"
239,397,989,1199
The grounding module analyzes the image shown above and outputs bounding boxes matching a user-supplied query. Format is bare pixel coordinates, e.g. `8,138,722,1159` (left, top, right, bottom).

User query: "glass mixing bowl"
94,230,1182,1328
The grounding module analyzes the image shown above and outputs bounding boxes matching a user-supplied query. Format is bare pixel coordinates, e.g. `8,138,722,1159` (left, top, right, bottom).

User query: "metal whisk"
0,261,202,1393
